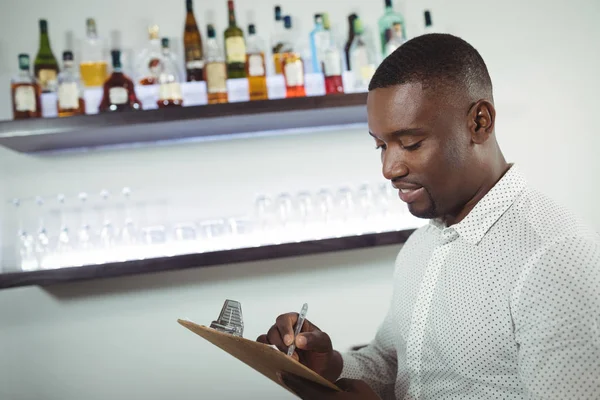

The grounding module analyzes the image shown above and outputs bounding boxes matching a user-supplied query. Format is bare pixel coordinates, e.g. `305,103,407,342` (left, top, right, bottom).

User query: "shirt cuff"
340,352,363,380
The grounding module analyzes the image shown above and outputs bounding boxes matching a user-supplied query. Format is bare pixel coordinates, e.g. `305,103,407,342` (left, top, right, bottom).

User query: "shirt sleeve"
339,303,398,399
513,235,600,399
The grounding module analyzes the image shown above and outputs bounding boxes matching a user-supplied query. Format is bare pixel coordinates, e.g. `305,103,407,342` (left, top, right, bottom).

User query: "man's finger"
275,313,298,347
256,334,268,344
295,330,332,352
266,325,288,352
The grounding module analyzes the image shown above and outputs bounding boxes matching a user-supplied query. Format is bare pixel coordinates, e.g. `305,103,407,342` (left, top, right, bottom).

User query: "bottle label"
14,86,36,112
322,49,342,77
58,82,80,110
185,46,202,63
284,58,304,87
248,54,265,77
206,62,227,93
226,37,246,64
186,60,205,70
38,69,58,91
159,82,183,101
360,65,376,81
109,87,128,105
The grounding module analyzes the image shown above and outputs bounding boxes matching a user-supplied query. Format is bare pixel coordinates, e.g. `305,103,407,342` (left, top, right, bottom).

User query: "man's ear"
468,100,496,144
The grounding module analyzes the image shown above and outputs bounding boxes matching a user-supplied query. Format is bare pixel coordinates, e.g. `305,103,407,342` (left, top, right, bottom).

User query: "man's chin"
407,203,438,219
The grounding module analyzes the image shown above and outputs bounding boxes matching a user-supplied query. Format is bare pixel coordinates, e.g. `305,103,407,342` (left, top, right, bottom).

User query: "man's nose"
382,149,408,181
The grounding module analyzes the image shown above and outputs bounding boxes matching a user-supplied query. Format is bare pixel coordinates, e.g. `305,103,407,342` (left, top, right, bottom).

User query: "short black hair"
369,33,493,100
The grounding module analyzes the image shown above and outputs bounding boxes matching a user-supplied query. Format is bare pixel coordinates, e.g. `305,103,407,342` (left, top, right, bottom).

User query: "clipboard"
177,319,341,394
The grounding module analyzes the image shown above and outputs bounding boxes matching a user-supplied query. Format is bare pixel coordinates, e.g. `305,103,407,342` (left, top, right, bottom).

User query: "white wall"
1,0,600,399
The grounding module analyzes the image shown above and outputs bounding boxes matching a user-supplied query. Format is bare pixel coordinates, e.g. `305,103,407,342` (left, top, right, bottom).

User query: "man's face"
367,82,475,220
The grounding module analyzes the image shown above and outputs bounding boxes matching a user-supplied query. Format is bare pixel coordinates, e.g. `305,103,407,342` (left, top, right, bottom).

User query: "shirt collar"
429,164,527,245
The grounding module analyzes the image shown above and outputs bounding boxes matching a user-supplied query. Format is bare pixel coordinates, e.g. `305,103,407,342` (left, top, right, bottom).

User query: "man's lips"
392,182,424,203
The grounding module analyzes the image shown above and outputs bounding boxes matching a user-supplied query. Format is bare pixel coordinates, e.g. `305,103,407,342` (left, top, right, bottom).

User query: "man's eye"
403,142,422,151
375,144,387,151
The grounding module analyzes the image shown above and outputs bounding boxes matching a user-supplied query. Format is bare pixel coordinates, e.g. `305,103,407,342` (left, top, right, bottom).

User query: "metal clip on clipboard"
209,299,244,337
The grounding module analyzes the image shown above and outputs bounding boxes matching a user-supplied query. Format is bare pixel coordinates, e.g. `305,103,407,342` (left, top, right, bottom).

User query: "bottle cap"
62,51,74,61
18,54,30,70
314,13,323,23
39,19,48,33
353,17,364,34
228,0,234,11
110,50,122,68
274,6,282,21
283,15,292,29
186,0,193,11
248,24,256,35
424,10,432,27
148,24,160,40
322,13,331,30
161,37,170,49
385,0,393,8
207,24,216,38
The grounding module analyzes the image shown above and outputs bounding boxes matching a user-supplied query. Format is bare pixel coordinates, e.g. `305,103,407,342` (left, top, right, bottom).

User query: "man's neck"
442,158,510,227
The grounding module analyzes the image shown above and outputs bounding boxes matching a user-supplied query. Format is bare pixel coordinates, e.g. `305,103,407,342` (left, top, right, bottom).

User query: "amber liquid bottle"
245,24,268,101
184,0,204,81
11,54,42,119
99,50,142,112
204,24,228,104
280,16,306,98
57,51,86,117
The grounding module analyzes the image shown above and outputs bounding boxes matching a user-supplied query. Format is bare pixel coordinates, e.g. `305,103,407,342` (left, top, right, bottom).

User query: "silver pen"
287,303,308,356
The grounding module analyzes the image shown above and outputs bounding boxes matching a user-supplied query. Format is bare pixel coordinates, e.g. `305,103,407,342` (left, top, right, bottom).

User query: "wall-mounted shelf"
0,93,368,154
0,229,414,289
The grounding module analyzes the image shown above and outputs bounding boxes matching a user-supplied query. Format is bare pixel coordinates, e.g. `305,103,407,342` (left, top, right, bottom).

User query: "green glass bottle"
224,0,246,78
377,0,406,56
34,19,60,92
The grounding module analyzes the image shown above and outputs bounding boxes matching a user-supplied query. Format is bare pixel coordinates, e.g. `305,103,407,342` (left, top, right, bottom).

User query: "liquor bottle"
309,14,327,74
344,14,358,70
349,17,376,92
80,18,108,87
184,0,204,81
321,13,344,95
11,54,42,120
423,10,434,34
384,22,405,56
280,16,306,98
377,0,406,56
224,0,246,79
57,51,86,117
157,38,183,108
135,25,163,85
99,50,142,112
204,24,228,104
271,5,284,74
34,19,59,93
245,24,268,101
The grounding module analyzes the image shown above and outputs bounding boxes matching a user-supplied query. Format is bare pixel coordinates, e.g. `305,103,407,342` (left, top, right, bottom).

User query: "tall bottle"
271,5,284,74
80,18,108,87
99,50,142,112
204,24,228,104
280,16,306,98
11,54,42,120
309,14,328,74
350,17,376,92
57,51,86,117
321,13,344,95
157,38,183,108
344,14,358,71
245,24,268,101
224,0,246,78
377,0,406,56
384,22,405,56
135,25,163,85
183,0,204,81
34,19,59,93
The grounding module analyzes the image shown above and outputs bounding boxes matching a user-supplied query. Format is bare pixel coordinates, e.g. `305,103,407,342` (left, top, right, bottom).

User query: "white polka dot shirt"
341,165,600,399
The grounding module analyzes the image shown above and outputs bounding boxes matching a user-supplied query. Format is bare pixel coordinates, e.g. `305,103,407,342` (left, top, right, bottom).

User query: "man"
257,33,600,399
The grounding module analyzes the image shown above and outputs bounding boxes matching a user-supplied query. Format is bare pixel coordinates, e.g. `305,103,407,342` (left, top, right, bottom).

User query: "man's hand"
279,373,381,400
257,313,343,382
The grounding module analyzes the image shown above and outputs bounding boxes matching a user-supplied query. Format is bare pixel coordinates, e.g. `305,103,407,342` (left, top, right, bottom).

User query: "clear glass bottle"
309,14,328,74
224,0,246,79
350,17,376,92
280,16,306,98
384,22,405,56
184,0,205,82
204,24,228,104
245,24,268,101
271,5,284,74
80,18,108,87
34,19,59,93
57,51,86,117
321,13,344,95
157,38,183,108
99,50,142,112
378,0,406,56
11,54,42,119
135,25,164,85
344,14,358,71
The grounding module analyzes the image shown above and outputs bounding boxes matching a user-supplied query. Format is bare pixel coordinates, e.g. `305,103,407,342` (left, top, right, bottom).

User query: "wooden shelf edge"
0,229,415,290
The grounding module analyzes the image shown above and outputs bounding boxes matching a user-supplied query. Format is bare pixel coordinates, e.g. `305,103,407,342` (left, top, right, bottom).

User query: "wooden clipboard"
177,319,341,394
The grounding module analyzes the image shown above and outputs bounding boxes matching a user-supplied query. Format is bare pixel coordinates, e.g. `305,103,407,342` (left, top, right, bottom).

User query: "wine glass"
34,196,50,269
55,194,71,254
12,198,36,271
120,187,138,247
99,189,116,250
77,192,94,256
